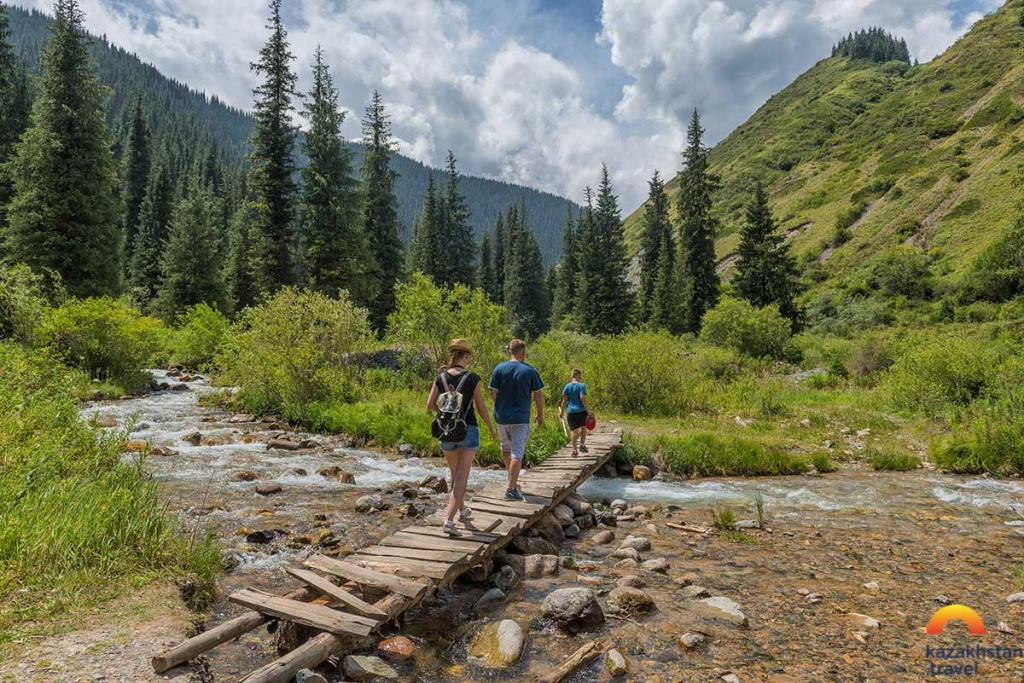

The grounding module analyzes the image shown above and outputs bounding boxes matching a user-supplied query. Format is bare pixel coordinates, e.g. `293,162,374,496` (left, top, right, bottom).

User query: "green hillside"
624,0,1024,294
7,4,574,263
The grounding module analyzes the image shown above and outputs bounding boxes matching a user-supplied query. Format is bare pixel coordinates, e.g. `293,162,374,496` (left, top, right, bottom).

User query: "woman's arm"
427,381,440,413
473,383,499,438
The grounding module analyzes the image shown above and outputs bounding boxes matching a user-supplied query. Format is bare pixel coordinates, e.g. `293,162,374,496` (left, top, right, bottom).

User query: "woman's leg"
452,450,474,513
443,449,460,522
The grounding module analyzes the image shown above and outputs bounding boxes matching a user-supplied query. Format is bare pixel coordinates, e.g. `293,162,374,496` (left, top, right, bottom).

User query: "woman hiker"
558,368,593,457
427,339,499,536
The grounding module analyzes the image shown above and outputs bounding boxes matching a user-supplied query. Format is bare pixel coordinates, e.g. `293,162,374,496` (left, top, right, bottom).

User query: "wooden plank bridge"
152,431,622,682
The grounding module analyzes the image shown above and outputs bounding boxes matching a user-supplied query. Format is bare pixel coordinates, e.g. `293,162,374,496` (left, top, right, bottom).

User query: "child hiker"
558,368,592,457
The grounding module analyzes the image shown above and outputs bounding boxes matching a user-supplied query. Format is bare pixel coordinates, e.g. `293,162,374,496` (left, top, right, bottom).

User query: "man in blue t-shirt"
489,339,544,500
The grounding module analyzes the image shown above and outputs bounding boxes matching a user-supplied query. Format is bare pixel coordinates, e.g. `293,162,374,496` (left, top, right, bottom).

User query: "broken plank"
304,555,430,599
229,589,373,638
348,554,454,581
283,568,387,618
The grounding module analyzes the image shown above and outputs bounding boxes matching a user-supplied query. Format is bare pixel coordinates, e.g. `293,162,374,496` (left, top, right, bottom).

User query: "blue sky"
16,0,1003,208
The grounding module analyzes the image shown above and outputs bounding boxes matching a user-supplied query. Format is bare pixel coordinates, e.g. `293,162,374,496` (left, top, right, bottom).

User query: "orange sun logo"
926,605,986,635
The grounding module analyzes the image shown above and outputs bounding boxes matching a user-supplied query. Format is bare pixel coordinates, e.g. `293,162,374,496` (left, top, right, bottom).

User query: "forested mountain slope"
624,0,1024,293
7,4,573,263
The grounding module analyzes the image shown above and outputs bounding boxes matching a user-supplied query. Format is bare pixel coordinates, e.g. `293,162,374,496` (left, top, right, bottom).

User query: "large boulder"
356,495,384,513
641,558,670,574
535,514,566,546
619,536,652,552
700,596,749,627
493,565,520,592
592,530,616,545
342,655,398,681
553,504,576,527
606,586,656,615
468,620,528,668
524,555,560,578
611,547,642,563
542,588,605,633
514,534,559,556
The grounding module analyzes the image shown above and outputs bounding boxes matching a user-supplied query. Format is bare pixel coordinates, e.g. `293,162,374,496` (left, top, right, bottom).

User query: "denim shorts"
441,425,480,452
498,424,530,460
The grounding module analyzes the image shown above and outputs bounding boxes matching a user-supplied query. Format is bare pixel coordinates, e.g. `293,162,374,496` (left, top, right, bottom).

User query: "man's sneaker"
459,506,473,520
579,445,589,453
571,450,578,458
505,488,525,501
442,520,461,536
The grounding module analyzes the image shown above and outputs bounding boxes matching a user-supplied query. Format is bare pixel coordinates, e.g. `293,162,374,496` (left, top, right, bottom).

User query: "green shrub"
963,217,1024,303
40,297,163,393
712,507,737,531
218,288,373,415
701,298,792,360
528,329,596,405
168,303,230,371
0,265,57,345
868,447,921,471
811,452,838,473
628,431,809,477
847,337,894,378
869,246,932,299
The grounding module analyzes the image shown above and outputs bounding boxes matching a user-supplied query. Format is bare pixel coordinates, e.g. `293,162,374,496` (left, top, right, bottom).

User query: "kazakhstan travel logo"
924,605,1024,676
926,605,986,636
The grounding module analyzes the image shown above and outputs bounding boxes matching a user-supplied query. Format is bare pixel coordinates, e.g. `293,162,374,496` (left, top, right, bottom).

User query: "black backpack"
431,372,471,442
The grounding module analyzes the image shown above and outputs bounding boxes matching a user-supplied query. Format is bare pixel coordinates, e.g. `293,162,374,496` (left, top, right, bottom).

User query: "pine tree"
733,181,801,323
299,46,364,301
0,3,30,230
440,151,475,287
154,174,228,320
4,0,122,297
410,175,441,276
225,205,255,311
573,188,595,328
360,90,403,333
675,109,720,334
479,228,497,300
503,203,548,338
649,228,678,331
127,153,174,307
576,167,632,335
245,0,299,295
551,204,578,326
120,94,151,264
493,210,506,304
637,170,672,324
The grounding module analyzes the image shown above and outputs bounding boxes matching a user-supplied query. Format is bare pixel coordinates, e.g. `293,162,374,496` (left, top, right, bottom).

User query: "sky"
15,0,1002,210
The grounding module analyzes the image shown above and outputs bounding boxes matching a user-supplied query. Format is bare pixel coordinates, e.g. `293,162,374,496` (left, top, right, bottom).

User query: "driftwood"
536,640,606,683
666,521,711,533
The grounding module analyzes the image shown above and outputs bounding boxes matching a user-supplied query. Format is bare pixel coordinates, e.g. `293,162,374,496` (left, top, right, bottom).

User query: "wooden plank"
358,545,474,564
283,568,388,618
469,495,547,511
396,527,501,544
348,554,454,580
229,589,373,638
304,555,430,599
453,501,535,519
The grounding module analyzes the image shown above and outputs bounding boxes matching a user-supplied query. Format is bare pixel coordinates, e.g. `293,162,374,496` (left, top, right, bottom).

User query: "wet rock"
616,575,645,589
735,519,760,529
256,483,282,496
681,585,711,599
542,587,605,633
150,445,178,456
611,499,628,511
514,535,558,556
700,597,749,627
535,514,566,546
493,565,520,593
422,476,448,494
553,504,576,526
563,494,586,515
611,547,642,562
377,635,415,664
125,440,148,453
356,495,385,513
267,438,302,451
316,466,355,484
632,465,653,481
642,558,670,574
499,554,526,578
612,558,640,572
465,560,494,583
575,514,596,530
679,632,707,649
564,524,580,539
342,655,398,681
475,588,507,611
295,669,327,683
396,502,420,517
605,648,629,677
183,432,202,446
234,470,260,482
288,467,308,477
598,512,618,527
468,619,527,668
559,556,578,570
524,554,560,578
246,530,276,544
401,488,419,499
607,586,656,615
593,530,616,544
598,463,619,478
1007,592,1024,603
619,536,652,552
171,383,190,392
845,613,880,629
93,414,118,428
398,443,414,456
202,435,232,446
227,414,255,424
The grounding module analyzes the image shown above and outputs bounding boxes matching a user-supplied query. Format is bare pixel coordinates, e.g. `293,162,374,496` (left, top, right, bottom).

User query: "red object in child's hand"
586,414,597,431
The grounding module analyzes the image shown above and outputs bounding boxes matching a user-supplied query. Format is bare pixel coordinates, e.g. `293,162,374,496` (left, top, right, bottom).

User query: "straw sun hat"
448,338,474,355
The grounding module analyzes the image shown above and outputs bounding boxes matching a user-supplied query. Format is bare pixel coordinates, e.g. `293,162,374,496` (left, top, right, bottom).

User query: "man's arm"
534,390,544,427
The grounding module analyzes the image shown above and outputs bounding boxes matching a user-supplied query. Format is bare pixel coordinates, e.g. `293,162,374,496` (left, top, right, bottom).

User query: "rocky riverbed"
8,370,1024,682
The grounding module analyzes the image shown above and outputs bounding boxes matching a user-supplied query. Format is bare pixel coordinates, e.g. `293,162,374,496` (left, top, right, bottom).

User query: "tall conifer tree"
410,174,441,277
299,47,364,300
479,228,497,300
493,211,506,304
649,229,677,331
4,0,122,296
441,151,475,287
225,204,255,311
637,170,672,324
675,109,719,334
576,167,632,335
245,0,299,295
127,152,174,307
120,94,151,264
551,204,578,326
733,181,801,323
360,90,403,333
0,4,30,230
503,203,548,338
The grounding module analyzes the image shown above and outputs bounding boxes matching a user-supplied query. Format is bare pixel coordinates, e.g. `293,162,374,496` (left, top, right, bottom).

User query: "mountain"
624,0,1024,295
5,4,573,264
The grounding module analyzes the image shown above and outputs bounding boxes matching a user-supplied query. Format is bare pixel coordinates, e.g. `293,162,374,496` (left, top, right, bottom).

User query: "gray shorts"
498,424,530,460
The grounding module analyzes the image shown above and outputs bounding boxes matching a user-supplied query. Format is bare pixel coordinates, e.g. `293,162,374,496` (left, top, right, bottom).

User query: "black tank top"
434,370,480,427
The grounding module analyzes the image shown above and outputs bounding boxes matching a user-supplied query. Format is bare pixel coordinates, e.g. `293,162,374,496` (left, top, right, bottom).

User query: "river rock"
356,495,384,512
607,586,656,615
563,494,586,515
93,414,118,428
619,536,652,552
642,558,670,574
597,511,618,527
845,613,880,629
464,559,494,583
593,530,616,544
183,432,202,446
514,535,558,556
611,547,642,562
377,635,415,663
342,655,398,681
612,558,640,572
535,514,566,546
499,554,526,578
722,674,741,683
150,445,177,456
1007,592,1024,603
679,632,707,649
616,575,645,589
422,476,448,494
700,597,749,627
474,588,506,611
632,465,653,481
255,483,282,496
124,440,148,453
171,383,190,391
398,443,414,455
524,554,560,578
246,530,276,544
575,514,596,530
295,669,327,683
611,499,628,511
267,438,301,451
553,504,576,526
468,620,527,668
234,470,260,482
605,648,629,677
681,585,711,599
317,466,355,483
493,565,520,592
542,587,605,633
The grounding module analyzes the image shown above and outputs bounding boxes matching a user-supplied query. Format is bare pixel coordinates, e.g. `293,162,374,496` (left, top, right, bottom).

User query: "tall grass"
621,432,809,477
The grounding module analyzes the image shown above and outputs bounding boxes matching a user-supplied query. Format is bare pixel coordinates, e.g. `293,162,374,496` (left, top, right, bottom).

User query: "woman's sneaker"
571,450,578,458
442,520,461,536
505,488,524,501
459,506,473,520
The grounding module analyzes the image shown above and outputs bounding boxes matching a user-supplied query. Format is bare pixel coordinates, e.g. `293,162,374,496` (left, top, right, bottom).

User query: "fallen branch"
536,640,606,683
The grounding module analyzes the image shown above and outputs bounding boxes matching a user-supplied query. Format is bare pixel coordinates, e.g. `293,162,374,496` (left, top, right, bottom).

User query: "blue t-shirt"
562,381,587,414
489,360,544,425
